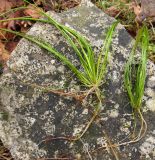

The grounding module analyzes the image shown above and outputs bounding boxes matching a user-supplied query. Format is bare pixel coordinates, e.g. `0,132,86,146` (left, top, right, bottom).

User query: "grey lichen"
140,136,155,159
0,1,155,160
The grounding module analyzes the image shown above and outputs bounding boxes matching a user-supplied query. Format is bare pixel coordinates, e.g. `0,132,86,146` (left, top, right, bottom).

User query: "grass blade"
0,28,91,86
124,25,149,109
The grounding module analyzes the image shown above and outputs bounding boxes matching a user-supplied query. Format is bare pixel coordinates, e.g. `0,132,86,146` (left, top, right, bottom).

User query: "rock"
0,1,155,160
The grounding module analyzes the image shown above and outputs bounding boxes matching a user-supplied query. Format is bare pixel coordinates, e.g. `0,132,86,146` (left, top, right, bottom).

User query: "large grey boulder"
0,1,155,160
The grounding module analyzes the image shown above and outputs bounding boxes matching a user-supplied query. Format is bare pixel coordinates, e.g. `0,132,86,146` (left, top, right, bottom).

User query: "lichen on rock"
0,1,155,160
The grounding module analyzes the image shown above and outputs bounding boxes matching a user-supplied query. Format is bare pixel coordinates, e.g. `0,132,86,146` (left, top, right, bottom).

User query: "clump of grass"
0,3,118,141
0,19,117,99
91,26,149,151
124,26,148,109
124,25,149,142
0,2,117,96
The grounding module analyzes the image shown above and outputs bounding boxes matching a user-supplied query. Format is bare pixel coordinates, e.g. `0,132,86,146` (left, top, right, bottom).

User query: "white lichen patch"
92,39,103,47
146,99,155,112
29,25,44,35
145,88,155,112
10,139,46,160
75,153,82,159
108,109,119,118
1,88,17,111
23,116,36,129
61,110,77,126
0,119,22,147
147,61,155,76
100,117,108,121
111,70,120,83
72,124,85,136
115,87,122,94
147,76,155,88
82,142,90,154
40,110,54,120
41,94,49,102
70,12,80,18
57,65,65,73
43,64,56,74
119,118,131,135
9,54,29,69
30,88,43,105
43,124,55,135
81,0,94,7
114,103,119,109
82,108,88,115
145,88,155,97
97,137,107,147
50,59,55,64
140,136,155,157
54,99,67,112
40,111,55,135
107,104,119,118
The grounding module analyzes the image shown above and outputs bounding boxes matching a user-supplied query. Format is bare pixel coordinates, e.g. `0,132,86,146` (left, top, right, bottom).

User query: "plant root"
11,71,148,155
103,131,120,160
91,109,147,153
10,80,102,146
38,101,101,146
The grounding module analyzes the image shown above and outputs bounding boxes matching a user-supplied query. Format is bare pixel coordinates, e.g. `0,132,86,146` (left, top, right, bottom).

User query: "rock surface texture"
0,1,155,160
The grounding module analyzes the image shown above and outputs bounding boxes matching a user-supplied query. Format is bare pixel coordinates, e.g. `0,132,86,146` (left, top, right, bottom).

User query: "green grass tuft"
0,8,118,101
124,25,149,109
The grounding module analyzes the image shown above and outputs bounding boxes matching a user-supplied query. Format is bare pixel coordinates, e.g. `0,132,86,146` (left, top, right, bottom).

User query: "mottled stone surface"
0,1,155,160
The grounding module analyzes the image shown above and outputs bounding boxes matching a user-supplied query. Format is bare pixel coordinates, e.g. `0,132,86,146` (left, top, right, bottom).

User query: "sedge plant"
0,19,118,101
0,3,118,141
0,3,118,100
124,25,149,142
91,26,149,151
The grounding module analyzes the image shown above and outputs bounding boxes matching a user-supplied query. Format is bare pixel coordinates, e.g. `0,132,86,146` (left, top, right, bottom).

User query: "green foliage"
124,26,149,109
0,10,118,100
